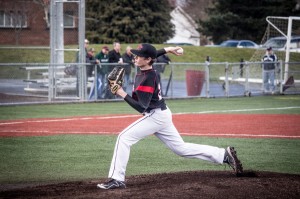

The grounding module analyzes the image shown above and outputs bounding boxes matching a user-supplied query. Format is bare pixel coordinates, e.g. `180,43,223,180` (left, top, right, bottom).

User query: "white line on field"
0,130,117,135
174,106,300,115
0,115,140,126
0,130,298,138
0,106,299,126
180,133,300,138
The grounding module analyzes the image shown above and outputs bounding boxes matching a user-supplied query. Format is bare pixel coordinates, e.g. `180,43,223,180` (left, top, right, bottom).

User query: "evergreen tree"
199,0,300,44
86,0,174,44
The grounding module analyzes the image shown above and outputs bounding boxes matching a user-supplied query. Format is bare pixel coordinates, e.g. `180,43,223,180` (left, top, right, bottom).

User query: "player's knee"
170,147,185,157
118,133,137,147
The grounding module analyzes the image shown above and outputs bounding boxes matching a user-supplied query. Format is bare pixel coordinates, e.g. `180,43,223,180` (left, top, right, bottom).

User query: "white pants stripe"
108,107,225,181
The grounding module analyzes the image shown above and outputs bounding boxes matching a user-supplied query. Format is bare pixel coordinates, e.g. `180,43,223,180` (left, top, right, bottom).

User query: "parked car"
206,40,259,48
262,36,300,53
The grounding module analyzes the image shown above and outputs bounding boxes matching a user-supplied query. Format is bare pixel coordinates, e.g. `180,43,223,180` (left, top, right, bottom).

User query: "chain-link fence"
1,61,300,105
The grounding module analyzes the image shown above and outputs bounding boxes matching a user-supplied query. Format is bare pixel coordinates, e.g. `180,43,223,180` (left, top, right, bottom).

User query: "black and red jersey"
124,49,166,114
124,68,165,113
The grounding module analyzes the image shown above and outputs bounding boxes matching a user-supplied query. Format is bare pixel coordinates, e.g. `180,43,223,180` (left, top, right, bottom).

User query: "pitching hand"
164,46,183,56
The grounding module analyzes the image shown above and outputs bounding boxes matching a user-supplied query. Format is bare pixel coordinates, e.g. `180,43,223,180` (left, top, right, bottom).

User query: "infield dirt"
1,170,299,199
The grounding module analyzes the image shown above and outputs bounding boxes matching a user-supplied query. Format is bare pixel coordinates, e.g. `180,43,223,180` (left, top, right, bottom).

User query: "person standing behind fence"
121,46,135,92
262,47,278,94
105,42,123,99
108,42,123,68
86,48,99,77
95,46,110,99
75,39,89,97
154,54,171,96
88,46,109,100
87,47,106,100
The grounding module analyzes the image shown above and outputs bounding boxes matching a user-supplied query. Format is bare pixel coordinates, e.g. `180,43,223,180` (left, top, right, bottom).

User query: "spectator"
86,47,99,77
88,47,106,100
121,46,135,91
105,42,123,99
108,41,123,68
154,54,171,96
262,47,278,94
88,46,110,100
75,39,90,97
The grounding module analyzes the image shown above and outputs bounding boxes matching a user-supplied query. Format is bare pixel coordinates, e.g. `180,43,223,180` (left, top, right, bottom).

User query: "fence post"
245,62,250,96
225,62,229,97
205,60,210,98
279,60,283,94
78,0,86,101
94,64,98,100
170,63,174,98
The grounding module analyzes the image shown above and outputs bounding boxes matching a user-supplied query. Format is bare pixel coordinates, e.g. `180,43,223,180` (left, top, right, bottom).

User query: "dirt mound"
1,170,299,199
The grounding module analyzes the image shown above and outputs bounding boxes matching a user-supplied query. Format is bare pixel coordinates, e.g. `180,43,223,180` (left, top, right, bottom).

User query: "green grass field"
0,95,300,184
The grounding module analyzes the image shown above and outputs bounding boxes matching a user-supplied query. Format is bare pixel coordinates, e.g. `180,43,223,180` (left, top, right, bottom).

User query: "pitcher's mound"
1,170,299,199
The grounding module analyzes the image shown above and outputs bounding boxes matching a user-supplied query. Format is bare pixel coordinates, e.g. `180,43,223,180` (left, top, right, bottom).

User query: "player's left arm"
117,79,154,113
117,89,152,113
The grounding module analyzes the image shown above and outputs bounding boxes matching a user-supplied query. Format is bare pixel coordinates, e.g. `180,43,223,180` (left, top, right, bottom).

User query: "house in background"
166,6,200,46
0,0,78,46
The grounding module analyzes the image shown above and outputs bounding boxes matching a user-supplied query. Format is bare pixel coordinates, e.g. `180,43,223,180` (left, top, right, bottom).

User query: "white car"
262,36,300,53
206,40,259,48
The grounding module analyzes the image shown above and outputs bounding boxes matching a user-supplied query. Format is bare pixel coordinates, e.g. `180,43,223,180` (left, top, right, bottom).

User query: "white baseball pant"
108,107,225,181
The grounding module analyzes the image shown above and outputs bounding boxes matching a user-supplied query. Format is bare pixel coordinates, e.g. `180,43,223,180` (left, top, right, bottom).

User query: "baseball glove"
107,66,125,94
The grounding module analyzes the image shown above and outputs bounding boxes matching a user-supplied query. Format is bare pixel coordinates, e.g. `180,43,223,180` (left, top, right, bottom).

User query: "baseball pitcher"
97,44,243,189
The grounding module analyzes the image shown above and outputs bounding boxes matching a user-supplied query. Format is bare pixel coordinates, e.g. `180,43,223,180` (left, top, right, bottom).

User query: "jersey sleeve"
124,95,147,113
156,49,167,58
124,91,153,113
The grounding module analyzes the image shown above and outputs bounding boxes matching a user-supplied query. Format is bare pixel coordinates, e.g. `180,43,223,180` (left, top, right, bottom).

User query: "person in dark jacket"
262,47,278,93
121,46,135,91
154,54,171,96
108,42,122,70
75,39,90,97
89,46,109,100
86,48,99,77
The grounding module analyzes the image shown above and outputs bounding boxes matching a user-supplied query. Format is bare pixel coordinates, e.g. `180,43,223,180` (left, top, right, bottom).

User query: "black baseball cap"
131,43,157,59
267,47,272,51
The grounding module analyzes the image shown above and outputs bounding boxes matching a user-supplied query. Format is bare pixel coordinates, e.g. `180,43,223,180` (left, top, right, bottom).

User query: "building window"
64,11,75,28
46,11,75,28
0,10,27,28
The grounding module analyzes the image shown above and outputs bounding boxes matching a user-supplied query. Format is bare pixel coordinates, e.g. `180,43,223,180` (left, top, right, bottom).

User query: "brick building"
0,0,78,46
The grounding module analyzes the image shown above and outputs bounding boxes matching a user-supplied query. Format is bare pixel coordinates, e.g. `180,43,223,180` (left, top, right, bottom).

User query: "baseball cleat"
223,146,243,175
97,178,126,189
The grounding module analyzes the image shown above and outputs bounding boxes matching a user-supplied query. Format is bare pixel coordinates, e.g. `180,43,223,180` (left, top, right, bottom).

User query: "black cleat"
223,146,243,175
97,179,126,189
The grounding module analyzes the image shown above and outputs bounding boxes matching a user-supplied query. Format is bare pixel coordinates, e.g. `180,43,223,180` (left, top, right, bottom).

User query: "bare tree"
33,0,50,27
10,1,30,45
